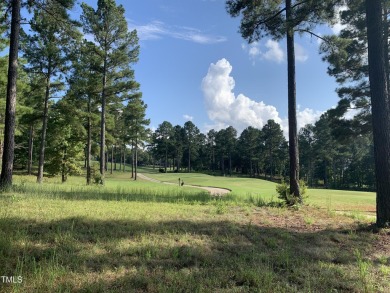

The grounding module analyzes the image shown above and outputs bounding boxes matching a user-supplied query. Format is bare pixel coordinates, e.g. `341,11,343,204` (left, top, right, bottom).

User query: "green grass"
138,167,376,213
0,171,388,292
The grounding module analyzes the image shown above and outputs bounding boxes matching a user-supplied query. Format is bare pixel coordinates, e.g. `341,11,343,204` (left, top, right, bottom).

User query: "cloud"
201,58,322,136
263,40,284,63
129,20,227,44
295,43,309,62
242,40,284,64
331,5,348,34
242,40,308,64
183,114,194,121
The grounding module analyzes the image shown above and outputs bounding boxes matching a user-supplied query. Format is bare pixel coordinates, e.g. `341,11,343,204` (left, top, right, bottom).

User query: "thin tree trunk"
114,144,117,170
135,137,138,180
366,0,390,227
27,124,34,175
37,64,51,184
188,145,191,173
86,96,92,185
0,0,20,188
61,146,67,183
119,147,122,170
131,140,134,178
100,55,107,184
286,0,301,201
110,145,113,174
123,146,126,172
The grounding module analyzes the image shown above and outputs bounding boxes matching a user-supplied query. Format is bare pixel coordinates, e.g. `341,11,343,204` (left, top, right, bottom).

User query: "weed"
355,249,373,293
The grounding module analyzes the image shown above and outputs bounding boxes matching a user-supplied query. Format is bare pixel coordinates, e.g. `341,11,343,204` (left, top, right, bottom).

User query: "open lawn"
0,171,388,292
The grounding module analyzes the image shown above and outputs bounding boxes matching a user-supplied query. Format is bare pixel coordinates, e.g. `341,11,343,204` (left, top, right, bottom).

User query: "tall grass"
10,180,216,204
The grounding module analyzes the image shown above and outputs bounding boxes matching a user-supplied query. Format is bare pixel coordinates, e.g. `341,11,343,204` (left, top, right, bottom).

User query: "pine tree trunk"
100,55,107,184
0,0,20,188
27,124,34,175
366,0,390,227
188,145,191,173
286,0,301,201
114,144,117,170
122,146,126,172
131,141,134,178
61,146,67,183
135,137,138,180
86,97,92,185
110,145,113,174
37,65,51,184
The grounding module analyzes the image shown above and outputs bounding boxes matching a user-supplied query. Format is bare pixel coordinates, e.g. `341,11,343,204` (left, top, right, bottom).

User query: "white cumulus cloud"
201,58,322,136
183,114,194,121
242,40,308,64
263,40,284,63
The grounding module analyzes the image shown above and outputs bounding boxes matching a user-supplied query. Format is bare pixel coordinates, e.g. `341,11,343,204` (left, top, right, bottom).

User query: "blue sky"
79,0,343,135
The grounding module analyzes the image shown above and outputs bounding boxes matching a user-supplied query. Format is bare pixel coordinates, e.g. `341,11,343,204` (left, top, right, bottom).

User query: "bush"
276,179,307,206
91,164,103,184
159,168,166,173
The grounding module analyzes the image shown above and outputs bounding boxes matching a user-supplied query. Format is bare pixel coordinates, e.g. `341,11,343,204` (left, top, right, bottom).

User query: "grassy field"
0,171,389,292
138,167,377,215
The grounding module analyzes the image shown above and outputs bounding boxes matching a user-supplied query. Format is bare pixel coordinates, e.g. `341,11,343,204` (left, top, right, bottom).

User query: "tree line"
0,0,149,185
148,114,374,191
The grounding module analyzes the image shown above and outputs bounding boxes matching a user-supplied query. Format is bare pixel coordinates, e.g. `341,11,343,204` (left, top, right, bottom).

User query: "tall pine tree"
81,0,140,184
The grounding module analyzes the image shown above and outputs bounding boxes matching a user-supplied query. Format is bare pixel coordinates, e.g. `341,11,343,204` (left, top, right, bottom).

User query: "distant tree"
365,0,390,227
154,121,174,172
262,120,286,179
298,125,315,185
206,129,217,172
183,121,200,173
238,126,261,177
172,125,185,171
81,0,140,184
123,96,150,180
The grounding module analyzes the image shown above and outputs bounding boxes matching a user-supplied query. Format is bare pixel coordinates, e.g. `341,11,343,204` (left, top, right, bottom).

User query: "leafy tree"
123,96,150,180
206,129,217,172
81,0,140,184
262,119,286,179
44,100,85,182
66,40,101,184
172,125,185,171
298,124,315,185
183,121,200,173
226,0,343,202
238,126,261,177
23,0,79,183
154,121,174,172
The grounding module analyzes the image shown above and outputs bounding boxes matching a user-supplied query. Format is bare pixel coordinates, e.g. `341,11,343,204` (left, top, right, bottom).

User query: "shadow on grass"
0,216,386,292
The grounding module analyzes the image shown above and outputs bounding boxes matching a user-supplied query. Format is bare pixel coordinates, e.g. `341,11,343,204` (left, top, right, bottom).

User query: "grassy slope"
0,172,388,292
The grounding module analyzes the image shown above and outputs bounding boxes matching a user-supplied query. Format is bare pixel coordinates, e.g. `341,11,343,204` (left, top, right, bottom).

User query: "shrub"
91,164,103,184
276,179,307,206
159,168,166,173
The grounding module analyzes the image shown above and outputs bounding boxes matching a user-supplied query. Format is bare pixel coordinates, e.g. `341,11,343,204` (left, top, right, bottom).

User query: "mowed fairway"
138,167,377,214
0,172,388,292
